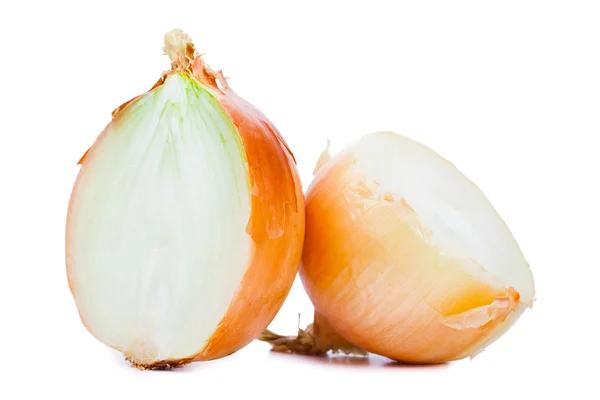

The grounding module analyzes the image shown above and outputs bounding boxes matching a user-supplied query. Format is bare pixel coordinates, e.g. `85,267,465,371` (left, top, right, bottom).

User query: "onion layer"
66,29,304,369
261,132,534,363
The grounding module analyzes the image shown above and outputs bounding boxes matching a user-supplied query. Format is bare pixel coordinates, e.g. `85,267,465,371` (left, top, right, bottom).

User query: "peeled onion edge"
259,132,535,363
66,29,304,369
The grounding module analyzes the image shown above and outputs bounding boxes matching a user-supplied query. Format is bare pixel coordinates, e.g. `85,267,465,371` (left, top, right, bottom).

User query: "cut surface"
67,72,253,365
351,131,535,303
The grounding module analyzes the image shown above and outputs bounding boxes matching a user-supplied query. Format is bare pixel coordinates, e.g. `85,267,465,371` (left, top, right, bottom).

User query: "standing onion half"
66,29,304,369
261,132,535,363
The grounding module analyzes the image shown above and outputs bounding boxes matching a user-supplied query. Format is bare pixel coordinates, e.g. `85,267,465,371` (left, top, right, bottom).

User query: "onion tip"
163,28,196,70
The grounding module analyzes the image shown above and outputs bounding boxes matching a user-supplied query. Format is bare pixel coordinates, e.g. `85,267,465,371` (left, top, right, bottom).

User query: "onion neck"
163,28,230,92
163,28,196,71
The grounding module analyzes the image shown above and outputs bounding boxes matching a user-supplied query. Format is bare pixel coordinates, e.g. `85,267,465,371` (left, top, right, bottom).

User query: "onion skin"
296,135,531,363
195,87,305,361
66,30,304,368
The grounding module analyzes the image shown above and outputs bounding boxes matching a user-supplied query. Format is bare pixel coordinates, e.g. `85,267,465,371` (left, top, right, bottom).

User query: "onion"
66,29,304,369
260,131,535,363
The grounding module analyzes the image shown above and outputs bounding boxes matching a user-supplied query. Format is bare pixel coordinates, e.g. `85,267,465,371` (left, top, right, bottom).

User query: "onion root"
259,313,367,357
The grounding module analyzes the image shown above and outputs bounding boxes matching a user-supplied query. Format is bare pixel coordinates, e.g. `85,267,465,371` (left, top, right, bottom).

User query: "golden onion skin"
299,132,533,363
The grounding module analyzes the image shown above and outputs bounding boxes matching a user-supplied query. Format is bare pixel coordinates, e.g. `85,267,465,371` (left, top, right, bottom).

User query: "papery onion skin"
66,30,304,368
294,132,534,363
195,88,305,361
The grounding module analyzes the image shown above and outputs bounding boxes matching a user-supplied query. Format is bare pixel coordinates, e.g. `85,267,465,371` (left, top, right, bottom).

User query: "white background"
1,1,599,398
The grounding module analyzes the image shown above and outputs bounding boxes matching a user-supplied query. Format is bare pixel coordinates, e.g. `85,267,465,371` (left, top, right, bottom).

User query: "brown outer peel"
193,73,305,361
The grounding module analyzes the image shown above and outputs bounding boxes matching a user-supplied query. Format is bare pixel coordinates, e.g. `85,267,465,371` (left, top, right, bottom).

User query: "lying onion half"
261,132,534,363
66,29,304,369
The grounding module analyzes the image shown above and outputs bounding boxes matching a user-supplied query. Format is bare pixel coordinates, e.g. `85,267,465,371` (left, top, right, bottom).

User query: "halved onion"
261,131,534,363
66,29,304,369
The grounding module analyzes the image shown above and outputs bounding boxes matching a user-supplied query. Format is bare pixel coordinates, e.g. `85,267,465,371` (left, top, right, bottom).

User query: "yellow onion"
261,131,534,363
66,29,304,369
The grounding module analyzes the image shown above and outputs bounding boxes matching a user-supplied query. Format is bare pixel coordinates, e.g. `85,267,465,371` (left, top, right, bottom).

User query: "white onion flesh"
68,73,253,364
